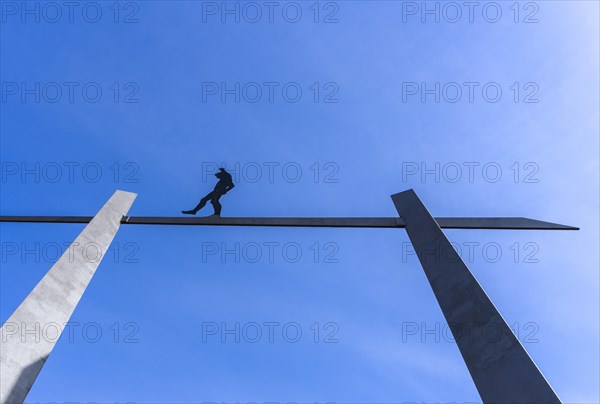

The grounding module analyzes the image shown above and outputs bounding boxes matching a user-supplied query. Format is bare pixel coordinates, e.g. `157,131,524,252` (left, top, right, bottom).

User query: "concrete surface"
0,190,137,404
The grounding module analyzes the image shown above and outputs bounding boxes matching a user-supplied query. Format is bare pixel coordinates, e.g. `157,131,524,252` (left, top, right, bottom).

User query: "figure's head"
215,167,228,179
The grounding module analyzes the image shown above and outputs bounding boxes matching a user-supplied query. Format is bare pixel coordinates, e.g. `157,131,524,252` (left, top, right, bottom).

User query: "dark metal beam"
0,216,579,230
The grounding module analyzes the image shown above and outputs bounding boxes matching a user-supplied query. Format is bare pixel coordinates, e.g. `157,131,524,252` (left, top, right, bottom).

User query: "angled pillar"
392,189,560,404
0,190,137,404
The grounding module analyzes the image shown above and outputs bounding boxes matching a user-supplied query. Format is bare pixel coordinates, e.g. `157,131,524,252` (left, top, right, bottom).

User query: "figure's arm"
224,183,235,193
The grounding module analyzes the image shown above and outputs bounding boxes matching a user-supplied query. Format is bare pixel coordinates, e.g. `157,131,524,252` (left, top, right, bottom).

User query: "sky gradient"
1,1,599,402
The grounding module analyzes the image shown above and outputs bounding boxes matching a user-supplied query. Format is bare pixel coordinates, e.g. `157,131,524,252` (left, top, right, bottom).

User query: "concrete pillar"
0,190,136,403
391,189,561,403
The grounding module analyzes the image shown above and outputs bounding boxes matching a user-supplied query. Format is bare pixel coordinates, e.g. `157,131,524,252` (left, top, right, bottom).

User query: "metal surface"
391,189,561,403
0,191,137,404
0,215,579,230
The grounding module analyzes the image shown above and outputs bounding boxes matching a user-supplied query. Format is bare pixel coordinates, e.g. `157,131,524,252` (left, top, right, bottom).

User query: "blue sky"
1,1,598,402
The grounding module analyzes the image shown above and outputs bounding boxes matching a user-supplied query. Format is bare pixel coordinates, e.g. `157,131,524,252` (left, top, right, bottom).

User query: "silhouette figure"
182,168,235,216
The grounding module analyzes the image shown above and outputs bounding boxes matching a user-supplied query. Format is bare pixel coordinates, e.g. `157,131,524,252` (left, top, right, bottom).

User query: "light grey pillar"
0,190,136,404
391,189,560,404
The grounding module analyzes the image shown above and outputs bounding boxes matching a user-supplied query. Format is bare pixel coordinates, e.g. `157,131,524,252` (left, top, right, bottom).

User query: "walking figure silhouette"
182,168,235,216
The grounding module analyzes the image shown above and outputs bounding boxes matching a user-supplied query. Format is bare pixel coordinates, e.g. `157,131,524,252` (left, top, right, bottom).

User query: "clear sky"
1,1,598,402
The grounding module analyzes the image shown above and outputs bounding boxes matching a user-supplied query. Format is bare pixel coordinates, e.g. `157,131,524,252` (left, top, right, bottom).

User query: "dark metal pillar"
391,189,561,404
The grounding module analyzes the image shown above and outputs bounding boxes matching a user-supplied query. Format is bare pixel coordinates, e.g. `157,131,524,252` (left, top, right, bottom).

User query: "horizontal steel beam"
0,216,579,230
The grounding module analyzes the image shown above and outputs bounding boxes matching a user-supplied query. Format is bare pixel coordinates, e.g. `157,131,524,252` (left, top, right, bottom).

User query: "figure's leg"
194,192,214,212
182,192,214,215
210,193,223,216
